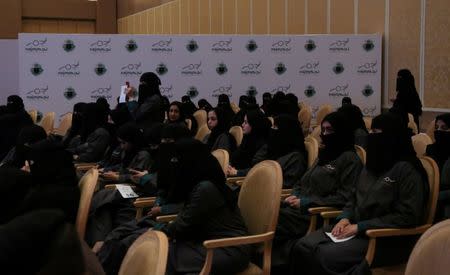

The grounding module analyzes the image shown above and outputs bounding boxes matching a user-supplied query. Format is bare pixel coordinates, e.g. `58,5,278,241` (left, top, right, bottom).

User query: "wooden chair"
212,149,229,175
52,112,72,136
229,126,244,146
185,118,192,130
363,117,372,130
309,126,322,145
315,104,333,127
199,160,283,275
304,136,319,168
405,219,450,275
230,102,240,114
28,109,37,123
119,230,169,275
355,145,367,165
193,109,207,127
412,133,433,157
40,111,55,135
195,124,211,141
268,116,274,127
321,156,440,267
426,119,436,142
298,105,312,135
76,168,99,239
408,113,418,135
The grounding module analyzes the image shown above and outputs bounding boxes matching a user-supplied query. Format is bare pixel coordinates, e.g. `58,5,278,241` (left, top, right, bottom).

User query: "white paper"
119,85,127,103
116,184,139,199
325,232,356,243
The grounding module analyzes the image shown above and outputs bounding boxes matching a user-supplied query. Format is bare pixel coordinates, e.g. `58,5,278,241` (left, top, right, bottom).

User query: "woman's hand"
148,206,161,217
337,224,358,239
129,169,148,183
331,218,350,237
227,165,238,177
284,195,301,209
101,171,119,181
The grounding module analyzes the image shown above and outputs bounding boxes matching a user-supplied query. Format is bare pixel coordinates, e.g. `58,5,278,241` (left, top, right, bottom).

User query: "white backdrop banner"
19,33,381,119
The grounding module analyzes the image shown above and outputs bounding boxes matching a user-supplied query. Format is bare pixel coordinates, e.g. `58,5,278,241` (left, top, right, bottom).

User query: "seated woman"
229,109,271,170
99,122,151,184
197,98,213,113
203,107,236,153
338,104,369,149
290,112,429,275
426,113,450,220
271,112,362,271
229,114,308,188
98,139,250,275
165,101,187,126
67,103,110,162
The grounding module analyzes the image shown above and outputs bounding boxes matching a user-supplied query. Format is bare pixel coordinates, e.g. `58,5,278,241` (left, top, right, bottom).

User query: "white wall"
0,39,18,105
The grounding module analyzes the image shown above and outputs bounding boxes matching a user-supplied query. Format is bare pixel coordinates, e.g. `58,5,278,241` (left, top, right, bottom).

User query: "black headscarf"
0,167,32,224
63,102,87,148
217,94,235,122
267,114,306,160
10,125,47,168
231,109,271,169
261,92,272,114
117,122,145,168
80,103,107,142
206,107,232,151
337,104,368,134
367,112,427,183
198,99,213,113
181,96,198,116
6,95,25,113
393,69,422,116
426,113,450,169
110,103,132,127
138,72,161,105
318,112,355,165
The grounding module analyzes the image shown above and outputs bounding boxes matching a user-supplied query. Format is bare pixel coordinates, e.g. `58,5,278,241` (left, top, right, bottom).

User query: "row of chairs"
27,109,72,136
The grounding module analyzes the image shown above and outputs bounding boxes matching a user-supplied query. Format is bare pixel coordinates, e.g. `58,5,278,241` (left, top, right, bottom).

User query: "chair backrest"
212,149,229,175
310,126,322,144
76,168,99,239
412,133,433,157
408,113,418,134
193,109,207,127
55,112,72,136
230,102,240,114
119,230,169,275
304,136,318,168
267,116,274,127
28,109,37,123
40,112,55,134
298,106,312,134
419,156,440,224
354,145,366,165
405,220,450,275
238,160,282,246
185,118,192,130
363,116,372,129
426,119,436,142
195,124,211,141
229,126,243,146
316,104,333,125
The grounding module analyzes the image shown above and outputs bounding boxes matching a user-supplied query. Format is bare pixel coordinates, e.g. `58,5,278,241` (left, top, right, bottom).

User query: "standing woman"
133,72,164,130
203,107,236,153
391,69,422,129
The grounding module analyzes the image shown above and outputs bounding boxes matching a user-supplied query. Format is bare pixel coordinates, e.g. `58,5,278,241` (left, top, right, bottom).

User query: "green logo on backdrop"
304,40,316,52
94,63,107,76
275,63,287,75
304,86,316,98
64,87,77,100
246,40,258,52
31,63,44,76
63,40,76,52
156,63,168,75
216,62,228,75
126,40,138,52
333,62,345,74
186,40,199,52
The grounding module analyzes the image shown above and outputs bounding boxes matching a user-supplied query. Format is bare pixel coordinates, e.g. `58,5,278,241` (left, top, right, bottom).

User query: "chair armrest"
134,196,156,202
156,214,178,223
104,183,137,191
320,210,343,219
280,193,291,200
308,207,339,215
74,162,97,168
365,224,431,238
203,232,274,249
281,188,293,195
92,241,104,253
226,177,246,184
133,198,156,208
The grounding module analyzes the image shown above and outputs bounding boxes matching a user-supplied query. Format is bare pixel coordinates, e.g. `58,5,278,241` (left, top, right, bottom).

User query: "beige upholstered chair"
309,126,322,145
212,149,230,175
76,168,99,239
405,219,450,275
193,109,207,127
267,116,274,127
28,109,37,123
412,133,433,157
354,145,367,165
40,111,55,134
408,113,418,134
321,156,440,267
185,118,192,130
52,112,72,136
298,105,312,135
230,102,240,114
195,124,211,141
363,117,372,130
229,126,244,146
315,104,333,127
426,119,436,142
200,160,283,275
304,136,319,168
119,230,169,275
